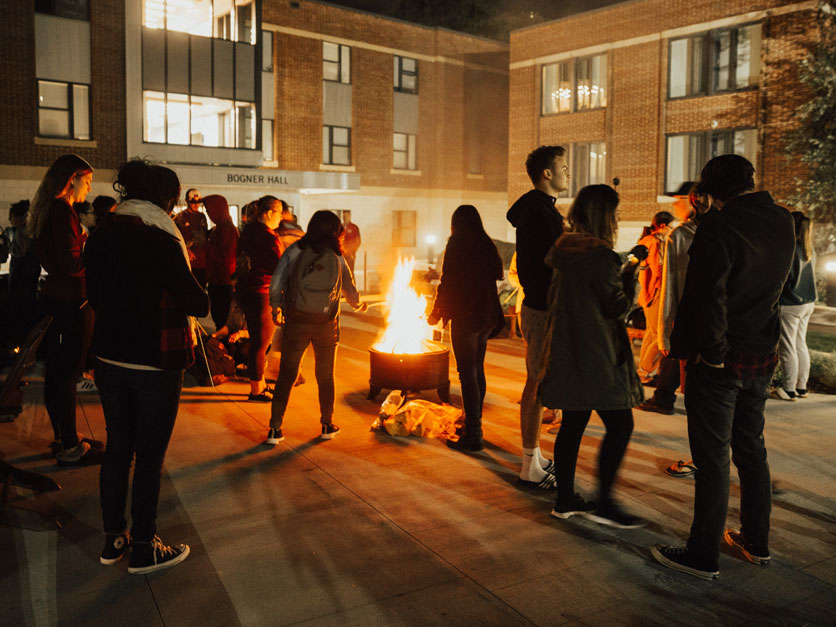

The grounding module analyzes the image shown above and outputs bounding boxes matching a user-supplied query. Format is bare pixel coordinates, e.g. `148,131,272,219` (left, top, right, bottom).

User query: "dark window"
35,0,88,20
323,125,351,165
393,133,417,170
394,56,418,94
37,80,90,140
665,128,758,193
323,42,350,84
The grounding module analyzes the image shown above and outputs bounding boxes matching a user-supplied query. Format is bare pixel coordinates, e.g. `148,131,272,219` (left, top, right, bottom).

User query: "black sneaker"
248,388,273,402
128,536,190,574
795,388,808,398
320,423,340,439
100,531,130,565
651,545,719,580
586,504,645,529
550,493,596,519
446,435,484,452
265,428,284,445
724,529,770,565
637,398,675,415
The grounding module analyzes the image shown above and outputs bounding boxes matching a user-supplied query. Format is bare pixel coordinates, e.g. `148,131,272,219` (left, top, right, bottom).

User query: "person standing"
428,205,504,452
342,211,361,275
652,155,795,580
774,211,817,400
266,210,366,443
636,211,674,384
29,154,101,465
505,145,569,489
86,158,209,574
175,188,209,288
540,185,645,528
236,195,283,401
203,194,239,331
2,200,41,347
277,204,305,252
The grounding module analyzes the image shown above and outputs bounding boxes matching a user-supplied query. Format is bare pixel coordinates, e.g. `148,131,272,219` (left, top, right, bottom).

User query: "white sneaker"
771,388,795,401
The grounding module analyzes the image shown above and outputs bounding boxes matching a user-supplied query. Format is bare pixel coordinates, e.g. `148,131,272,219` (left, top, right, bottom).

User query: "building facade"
0,0,509,289
507,0,817,248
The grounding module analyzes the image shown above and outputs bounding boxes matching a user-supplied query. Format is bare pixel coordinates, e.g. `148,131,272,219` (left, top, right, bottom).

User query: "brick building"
507,0,817,247
0,0,509,288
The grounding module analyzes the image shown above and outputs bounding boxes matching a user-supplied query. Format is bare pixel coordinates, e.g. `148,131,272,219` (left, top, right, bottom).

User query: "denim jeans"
238,291,274,382
651,355,685,408
96,361,183,542
554,409,634,505
270,318,339,429
41,297,94,448
451,321,492,437
685,360,773,563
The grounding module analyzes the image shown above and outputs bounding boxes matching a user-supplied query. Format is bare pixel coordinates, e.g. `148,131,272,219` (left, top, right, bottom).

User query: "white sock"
535,447,553,471
521,447,547,481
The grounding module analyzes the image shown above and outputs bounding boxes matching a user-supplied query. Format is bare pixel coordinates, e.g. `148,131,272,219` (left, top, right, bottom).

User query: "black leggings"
553,409,634,505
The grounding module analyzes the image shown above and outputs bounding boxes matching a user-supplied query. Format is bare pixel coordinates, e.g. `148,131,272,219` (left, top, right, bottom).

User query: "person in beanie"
204,194,239,330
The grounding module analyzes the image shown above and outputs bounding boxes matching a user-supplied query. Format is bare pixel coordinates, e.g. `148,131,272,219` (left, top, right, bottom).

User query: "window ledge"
35,137,97,148
320,164,356,172
466,173,484,180
390,168,421,176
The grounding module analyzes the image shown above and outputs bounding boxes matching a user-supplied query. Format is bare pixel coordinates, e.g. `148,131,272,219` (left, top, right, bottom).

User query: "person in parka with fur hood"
540,184,645,529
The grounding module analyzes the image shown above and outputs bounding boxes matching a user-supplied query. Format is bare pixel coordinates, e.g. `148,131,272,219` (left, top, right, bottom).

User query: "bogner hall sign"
174,166,359,192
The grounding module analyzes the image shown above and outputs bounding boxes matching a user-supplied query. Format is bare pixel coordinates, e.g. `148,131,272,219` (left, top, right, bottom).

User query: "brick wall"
508,0,817,221
0,0,126,170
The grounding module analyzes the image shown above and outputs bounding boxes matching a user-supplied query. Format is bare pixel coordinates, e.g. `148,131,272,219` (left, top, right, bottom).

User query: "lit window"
262,119,274,161
668,23,761,98
665,128,758,193
323,42,350,84
143,91,255,148
575,55,607,110
38,80,90,140
542,61,571,114
541,54,606,115
393,211,417,248
571,142,607,196
143,0,254,43
393,133,417,170
323,125,351,165
394,56,418,94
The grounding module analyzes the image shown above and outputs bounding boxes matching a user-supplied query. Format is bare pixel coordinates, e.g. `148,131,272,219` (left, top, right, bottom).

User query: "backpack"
285,246,342,324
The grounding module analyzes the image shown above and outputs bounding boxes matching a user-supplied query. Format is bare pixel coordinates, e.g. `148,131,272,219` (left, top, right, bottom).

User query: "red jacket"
35,198,86,302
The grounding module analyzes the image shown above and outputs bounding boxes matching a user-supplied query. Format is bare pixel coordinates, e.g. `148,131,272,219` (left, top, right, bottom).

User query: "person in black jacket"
506,145,569,488
428,205,504,451
85,159,209,575
652,155,795,580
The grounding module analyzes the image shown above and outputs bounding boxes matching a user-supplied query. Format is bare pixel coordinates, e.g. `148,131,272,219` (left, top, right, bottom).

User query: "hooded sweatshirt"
506,189,564,310
539,232,643,411
204,194,239,286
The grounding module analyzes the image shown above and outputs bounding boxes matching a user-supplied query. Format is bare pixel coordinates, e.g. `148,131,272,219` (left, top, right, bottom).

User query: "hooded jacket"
539,232,644,411
657,219,697,352
506,189,564,311
204,195,239,286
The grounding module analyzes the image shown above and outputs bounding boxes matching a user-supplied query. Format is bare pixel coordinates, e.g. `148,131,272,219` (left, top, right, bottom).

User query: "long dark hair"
29,153,93,238
568,184,619,247
447,204,502,279
793,211,813,261
299,210,344,255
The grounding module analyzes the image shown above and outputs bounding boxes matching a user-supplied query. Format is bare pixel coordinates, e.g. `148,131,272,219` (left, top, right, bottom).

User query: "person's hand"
192,228,208,247
271,306,284,326
229,330,241,342
660,348,669,358
355,301,368,313
427,312,441,326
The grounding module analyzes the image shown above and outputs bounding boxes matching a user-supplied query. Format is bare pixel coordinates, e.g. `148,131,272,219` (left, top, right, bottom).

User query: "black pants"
451,321,491,437
208,284,233,331
96,361,183,541
685,360,773,564
41,297,94,448
652,355,686,408
554,409,634,505
237,291,274,382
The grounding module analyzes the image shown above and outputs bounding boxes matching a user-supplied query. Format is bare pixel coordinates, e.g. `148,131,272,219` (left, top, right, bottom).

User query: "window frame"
664,127,759,193
394,55,418,94
323,124,352,166
541,53,607,116
323,42,351,84
570,140,607,196
37,79,91,140
393,132,417,170
667,22,761,100
35,0,89,20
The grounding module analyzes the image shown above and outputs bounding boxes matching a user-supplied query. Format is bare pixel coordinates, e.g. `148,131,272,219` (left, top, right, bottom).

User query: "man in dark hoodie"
506,145,569,488
204,194,239,330
652,155,795,580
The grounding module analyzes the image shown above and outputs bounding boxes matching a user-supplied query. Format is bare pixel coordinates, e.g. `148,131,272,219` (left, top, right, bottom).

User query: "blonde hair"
28,154,93,239
568,184,620,247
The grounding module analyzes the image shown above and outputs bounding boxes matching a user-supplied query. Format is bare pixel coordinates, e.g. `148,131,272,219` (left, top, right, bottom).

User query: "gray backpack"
285,246,342,323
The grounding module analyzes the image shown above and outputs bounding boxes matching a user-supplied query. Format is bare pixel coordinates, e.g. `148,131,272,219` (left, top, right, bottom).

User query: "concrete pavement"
1,313,835,626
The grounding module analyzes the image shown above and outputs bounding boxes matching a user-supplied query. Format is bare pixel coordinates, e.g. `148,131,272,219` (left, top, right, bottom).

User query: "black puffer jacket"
539,232,644,411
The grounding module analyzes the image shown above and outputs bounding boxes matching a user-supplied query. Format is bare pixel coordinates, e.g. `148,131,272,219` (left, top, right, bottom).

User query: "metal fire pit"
368,342,450,403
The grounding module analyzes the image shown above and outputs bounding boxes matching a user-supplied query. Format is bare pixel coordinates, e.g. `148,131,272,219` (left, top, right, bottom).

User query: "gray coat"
539,232,644,411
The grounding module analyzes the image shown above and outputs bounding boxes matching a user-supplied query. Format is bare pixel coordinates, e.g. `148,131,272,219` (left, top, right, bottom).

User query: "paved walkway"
2,314,835,626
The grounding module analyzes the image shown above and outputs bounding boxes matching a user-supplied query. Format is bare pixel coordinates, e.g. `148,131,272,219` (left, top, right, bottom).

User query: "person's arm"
594,252,633,321
269,248,294,309
657,230,679,353
339,255,365,310
49,206,85,280
161,237,209,317
515,207,561,292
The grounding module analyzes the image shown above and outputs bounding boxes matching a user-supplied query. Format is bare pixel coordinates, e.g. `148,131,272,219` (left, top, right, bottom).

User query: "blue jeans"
451,321,491,437
685,360,773,564
270,318,339,429
96,361,183,542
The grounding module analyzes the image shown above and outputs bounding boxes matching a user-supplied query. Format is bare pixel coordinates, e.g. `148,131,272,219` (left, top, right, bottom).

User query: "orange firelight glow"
373,257,434,354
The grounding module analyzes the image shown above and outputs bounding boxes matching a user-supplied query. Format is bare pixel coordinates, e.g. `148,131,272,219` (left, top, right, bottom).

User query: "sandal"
518,474,556,490
665,460,697,477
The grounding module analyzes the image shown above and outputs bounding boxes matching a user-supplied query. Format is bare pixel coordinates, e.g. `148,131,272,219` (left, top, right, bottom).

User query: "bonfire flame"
373,257,434,354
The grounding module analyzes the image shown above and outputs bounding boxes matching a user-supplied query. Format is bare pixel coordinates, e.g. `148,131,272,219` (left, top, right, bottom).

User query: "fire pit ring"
368,342,450,403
